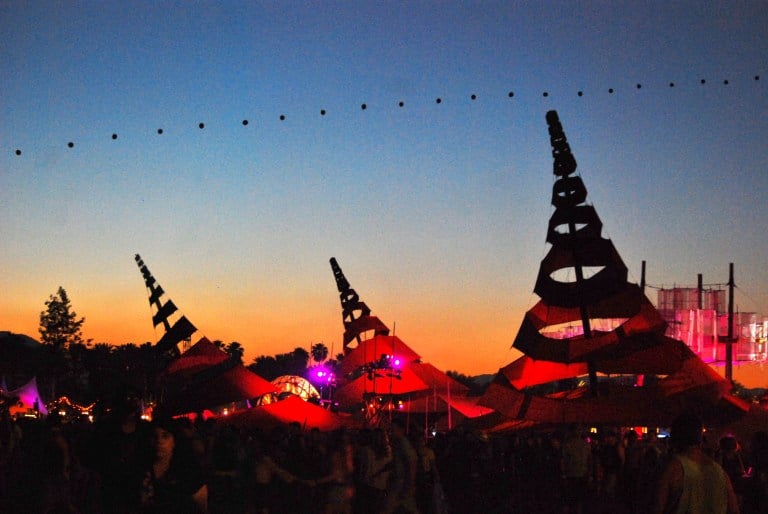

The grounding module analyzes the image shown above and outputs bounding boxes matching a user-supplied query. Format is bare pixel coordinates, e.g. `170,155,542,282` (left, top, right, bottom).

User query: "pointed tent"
338,335,421,375
479,111,747,426
400,393,493,418
334,367,430,406
330,258,470,411
8,376,47,416
330,257,390,353
410,362,469,396
164,337,231,376
334,362,468,409
135,254,197,358
223,395,353,431
135,255,276,415
161,338,277,415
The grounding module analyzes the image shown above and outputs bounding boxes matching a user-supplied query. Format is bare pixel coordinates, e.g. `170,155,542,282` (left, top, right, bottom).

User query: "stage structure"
330,258,469,428
134,254,276,415
330,257,390,353
657,287,767,364
480,111,749,426
135,254,197,357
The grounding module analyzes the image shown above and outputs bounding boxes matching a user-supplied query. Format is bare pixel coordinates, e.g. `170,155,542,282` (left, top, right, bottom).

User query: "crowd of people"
1,401,768,514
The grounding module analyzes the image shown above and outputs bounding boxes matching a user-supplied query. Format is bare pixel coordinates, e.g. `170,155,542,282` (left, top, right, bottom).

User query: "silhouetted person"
245,435,296,514
93,389,151,514
380,419,420,514
653,413,739,514
597,429,624,501
413,434,439,514
560,425,591,514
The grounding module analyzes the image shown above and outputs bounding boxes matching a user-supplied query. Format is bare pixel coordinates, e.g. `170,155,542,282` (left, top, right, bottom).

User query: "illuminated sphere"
270,375,320,402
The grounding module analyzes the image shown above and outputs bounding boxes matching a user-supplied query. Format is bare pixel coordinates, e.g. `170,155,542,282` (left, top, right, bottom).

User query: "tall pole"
697,274,703,309
636,260,647,388
570,215,597,395
696,274,704,355
726,263,735,383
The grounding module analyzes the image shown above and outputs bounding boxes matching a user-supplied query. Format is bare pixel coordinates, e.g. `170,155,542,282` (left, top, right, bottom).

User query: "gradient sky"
2,2,767,382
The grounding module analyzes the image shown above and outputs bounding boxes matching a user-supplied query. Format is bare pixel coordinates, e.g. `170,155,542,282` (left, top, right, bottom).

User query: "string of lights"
8,72,763,157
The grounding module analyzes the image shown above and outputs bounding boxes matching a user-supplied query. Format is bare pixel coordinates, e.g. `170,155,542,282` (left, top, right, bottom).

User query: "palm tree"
311,342,329,363
225,342,244,363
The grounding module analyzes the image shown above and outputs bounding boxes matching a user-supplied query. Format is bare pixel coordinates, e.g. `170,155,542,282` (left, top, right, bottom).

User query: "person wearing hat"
653,413,739,514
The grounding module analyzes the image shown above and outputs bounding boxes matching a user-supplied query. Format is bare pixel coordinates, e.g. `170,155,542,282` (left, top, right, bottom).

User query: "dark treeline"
0,334,344,406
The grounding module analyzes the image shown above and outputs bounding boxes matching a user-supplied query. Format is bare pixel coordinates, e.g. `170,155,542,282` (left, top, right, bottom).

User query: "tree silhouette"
249,347,310,381
311,342,329,363
225,341,244,363
39,287,84,350
38,287,85,398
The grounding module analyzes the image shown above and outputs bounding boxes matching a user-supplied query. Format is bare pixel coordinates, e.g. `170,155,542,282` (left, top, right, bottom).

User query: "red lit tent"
400,393,493,418
164,337,230,375
410,362,469,396
338,335,421,375
222,395,352,431
479,111,748,427
161,338,277,415
334,367,430,406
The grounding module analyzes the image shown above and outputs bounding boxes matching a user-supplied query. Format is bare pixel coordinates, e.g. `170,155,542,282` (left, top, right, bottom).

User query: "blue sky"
1,1,767,377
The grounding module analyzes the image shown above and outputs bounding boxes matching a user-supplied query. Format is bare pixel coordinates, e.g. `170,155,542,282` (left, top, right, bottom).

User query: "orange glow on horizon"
6,286,764,386
0,286,528,377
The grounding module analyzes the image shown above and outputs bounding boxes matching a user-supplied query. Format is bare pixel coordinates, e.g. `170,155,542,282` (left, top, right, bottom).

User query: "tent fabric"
526,283,667,332
513,294,671,364
481,111,747,427
546,205,602,246
164,337,228,376
584,335,692,375
338,335,421,375
482,381,669,426
223,395,352,431
330,258,392,351
343,316,391,347
400,394,494,418
483,357,746,426
501,356,589,389
658,355,730,397
152,300,178,327
409,362,469,395
534,239,628,308
156,315,197,353
164,364,278,415
329,258,468,415
333,368,429,406
8,376,47,416
334,336,465,409
162,338,277,415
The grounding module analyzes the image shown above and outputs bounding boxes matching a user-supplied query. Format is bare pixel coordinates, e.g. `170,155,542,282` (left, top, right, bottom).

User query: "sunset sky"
1,2,767,384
